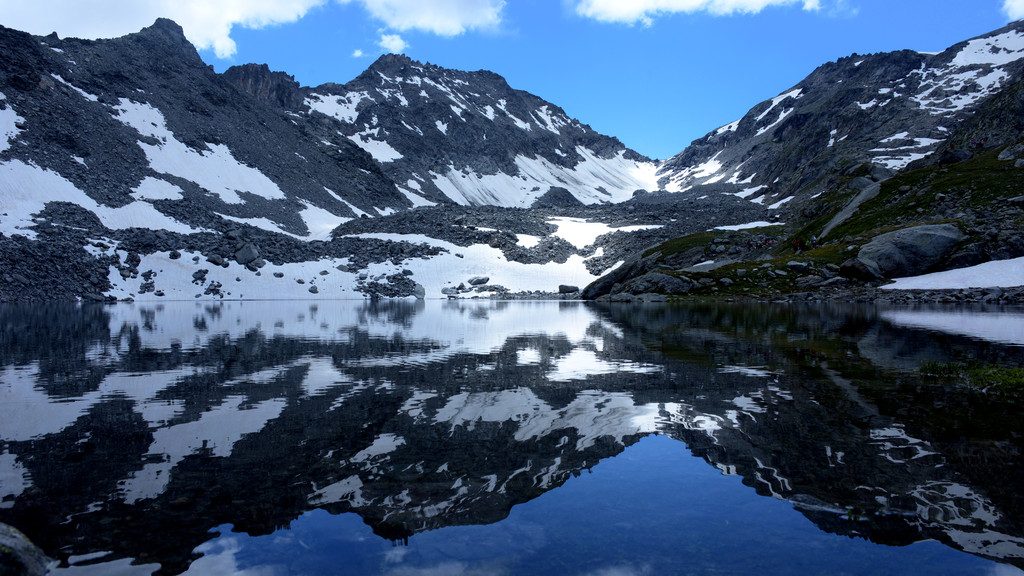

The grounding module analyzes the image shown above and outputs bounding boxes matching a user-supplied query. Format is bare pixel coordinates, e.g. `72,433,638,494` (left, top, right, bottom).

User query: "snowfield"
882,257,1024,291
430,147,659,207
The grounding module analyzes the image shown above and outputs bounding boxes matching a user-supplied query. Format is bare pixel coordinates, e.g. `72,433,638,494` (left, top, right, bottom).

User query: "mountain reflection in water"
1,300,1024,575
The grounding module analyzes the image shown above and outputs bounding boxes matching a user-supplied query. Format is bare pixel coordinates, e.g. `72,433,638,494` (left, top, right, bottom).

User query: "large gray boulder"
0,523,51,576
618,272,694,296
853,224,966,279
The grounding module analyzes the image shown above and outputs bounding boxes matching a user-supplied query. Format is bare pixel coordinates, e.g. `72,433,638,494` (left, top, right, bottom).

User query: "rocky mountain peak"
130,18,199,56
302,52,659,207
222,63,304,110
364,52,419,75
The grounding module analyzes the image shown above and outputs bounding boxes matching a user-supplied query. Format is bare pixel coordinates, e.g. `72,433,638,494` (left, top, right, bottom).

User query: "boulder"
855,224,965,278
468,276,490,286
0,523,51,576
582,253,659,300
619,272,693,296
558,284,579,294
839,257,882,281
234,243,260,265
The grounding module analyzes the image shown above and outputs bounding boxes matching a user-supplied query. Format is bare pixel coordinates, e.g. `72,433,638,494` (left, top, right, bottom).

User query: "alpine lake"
2,299,1024,576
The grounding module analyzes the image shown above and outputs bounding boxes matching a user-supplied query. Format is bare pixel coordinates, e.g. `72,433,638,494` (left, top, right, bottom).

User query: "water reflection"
1,300,1023,574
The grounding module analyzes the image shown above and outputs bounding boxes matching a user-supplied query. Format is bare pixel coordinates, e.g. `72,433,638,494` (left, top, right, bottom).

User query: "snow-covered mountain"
0,19,679,302
657,21,1024,210
274,53,659,207
3,17,1024,303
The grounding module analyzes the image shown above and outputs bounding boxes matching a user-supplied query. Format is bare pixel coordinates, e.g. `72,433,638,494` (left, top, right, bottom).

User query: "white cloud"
1006,0,1024,20
378,33,409,53
352,48,366,57
337,0,504,36
574,0,820,24
0,0,326,58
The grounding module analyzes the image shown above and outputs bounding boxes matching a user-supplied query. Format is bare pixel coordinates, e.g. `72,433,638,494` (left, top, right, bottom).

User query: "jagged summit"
302,52,658,206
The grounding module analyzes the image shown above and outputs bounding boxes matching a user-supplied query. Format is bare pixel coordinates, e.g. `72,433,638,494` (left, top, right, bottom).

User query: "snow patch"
549,217,662,249
131,177,183,201
430,148,658,207
882,256,1024,291
716,119,740,135
952,29,1024,66
0,91,24,153
755,89,802,123
0,160,207,239
305,92,368,123
50,74,98,102
347,128,403,162
113,99,285,204
713,221,782,231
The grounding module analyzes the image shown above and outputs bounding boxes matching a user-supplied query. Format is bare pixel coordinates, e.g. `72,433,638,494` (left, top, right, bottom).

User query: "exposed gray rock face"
0,522,51,576
222,63,305,110
850,224,966,279
618,272,693,296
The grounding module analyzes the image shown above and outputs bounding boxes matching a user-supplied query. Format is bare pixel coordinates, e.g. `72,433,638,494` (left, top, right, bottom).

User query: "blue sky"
0,0,1019,159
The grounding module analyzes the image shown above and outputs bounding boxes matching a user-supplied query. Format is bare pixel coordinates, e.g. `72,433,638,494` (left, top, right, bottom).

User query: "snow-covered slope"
657,21,1024,210
295,54,659,207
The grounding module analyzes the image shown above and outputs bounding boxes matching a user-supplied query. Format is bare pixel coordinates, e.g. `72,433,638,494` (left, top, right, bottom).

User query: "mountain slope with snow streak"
657,21,1024,213
295,54,659,207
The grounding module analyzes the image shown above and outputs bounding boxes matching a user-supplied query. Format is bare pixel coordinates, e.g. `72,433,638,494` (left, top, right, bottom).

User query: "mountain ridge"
2,18,1024,302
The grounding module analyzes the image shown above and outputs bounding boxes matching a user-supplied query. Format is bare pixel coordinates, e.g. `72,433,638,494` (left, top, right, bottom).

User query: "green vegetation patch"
920,360,1024,398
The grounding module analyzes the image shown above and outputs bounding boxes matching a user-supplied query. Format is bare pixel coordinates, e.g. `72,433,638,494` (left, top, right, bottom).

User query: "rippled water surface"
2,300,1024,575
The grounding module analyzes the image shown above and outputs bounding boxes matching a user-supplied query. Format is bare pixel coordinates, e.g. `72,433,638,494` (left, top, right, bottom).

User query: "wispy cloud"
338,0,504,36
574,0,822,25
352,48,366,57
0,0,327,58
1006,0,1024,20
378,33,409,53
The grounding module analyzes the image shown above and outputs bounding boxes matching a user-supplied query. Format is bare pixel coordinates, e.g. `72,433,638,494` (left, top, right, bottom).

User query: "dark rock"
468,276,489,286
558,284,579,294
856,224,966,278
796,275,825,288
169,250,182,260
533,187,584,209
840,257,882,281
0,522,51,576
308,285,319,294
234,243,260,265
619,272,693,295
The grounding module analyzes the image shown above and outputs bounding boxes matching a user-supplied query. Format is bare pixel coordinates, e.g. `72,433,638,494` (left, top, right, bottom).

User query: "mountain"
246,53,659,207
0,19,678,303
656,21,1024,209
586,22,1024,301
2,18,1024,304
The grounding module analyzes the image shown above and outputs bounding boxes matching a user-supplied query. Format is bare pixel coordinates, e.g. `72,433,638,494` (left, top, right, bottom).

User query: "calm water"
2,300,1024,575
